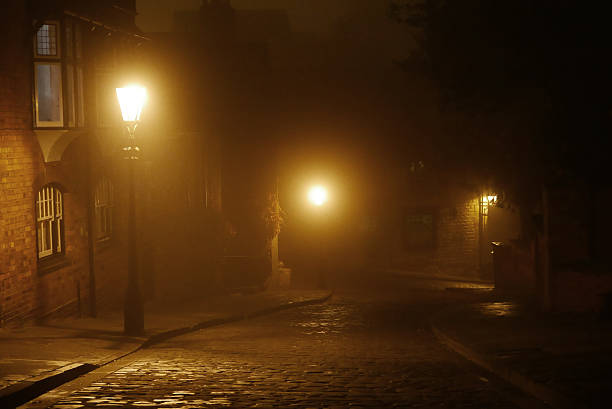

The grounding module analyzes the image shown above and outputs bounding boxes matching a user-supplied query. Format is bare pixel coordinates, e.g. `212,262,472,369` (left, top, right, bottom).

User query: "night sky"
137,0,389,34
135,0,412,67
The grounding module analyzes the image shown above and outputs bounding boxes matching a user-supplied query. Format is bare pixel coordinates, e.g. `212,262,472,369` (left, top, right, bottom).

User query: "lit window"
33,19,85,128
35,63,63,126
480,194,498,216
95,178,114,241
36,185,64,259
35,23,59,57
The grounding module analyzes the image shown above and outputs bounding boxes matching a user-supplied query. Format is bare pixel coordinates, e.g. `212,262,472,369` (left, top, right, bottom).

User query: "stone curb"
0,363,97,409
430,319,587,409
1,291,333,408
139,292,334,349
383,269,493,285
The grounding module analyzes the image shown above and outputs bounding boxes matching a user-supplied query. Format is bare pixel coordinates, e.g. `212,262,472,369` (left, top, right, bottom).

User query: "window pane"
95,178,114,239
36,24,58,56
38,220,53,258
76,66,85,126
36,186,64,258
66,64,75,127
55,219,62,253
75,23,82,59
36,64,63,124
65,22,73,58
96,74,119,127
37,222,43,251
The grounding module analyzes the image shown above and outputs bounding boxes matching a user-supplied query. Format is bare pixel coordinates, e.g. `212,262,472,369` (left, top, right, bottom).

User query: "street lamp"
116,84,147,335
308,185,328,207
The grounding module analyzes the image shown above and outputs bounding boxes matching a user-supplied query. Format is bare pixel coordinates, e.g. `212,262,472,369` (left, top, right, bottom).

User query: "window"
403,209,436,249
66,21,85,127
35,23,59,57
34,62,63,125
34,22,63,127
95,178,114,241
33,20,85,128
96,73,120,127
36,185,64,259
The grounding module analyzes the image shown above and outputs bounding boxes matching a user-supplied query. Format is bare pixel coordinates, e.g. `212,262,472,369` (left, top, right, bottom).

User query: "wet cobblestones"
48,291,519,408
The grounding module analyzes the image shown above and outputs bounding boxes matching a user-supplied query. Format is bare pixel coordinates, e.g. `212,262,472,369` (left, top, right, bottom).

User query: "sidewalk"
0,288,332,408
431,291,612,409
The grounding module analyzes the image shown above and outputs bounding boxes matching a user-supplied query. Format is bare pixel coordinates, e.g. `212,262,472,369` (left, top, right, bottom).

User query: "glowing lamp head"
116,85,147,122
482,195,498,205
308,185,328,207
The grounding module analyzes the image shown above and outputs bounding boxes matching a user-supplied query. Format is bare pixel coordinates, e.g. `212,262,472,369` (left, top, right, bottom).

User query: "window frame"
94,177,114,242
64,19,85,128
33,21,61,59
34,61,64,127
33,18,86,129
36,185,65,260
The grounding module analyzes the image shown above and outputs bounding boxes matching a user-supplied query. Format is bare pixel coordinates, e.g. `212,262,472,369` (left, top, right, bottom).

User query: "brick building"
493,182,612,312
0,0,149,326
380,176,484,279
358,162,521,281
140,1,283,294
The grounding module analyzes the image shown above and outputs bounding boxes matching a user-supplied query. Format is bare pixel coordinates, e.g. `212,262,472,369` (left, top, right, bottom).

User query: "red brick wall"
1,2,94,324
390,189,480,278
1,1,39,325
1,1,148,326
0,128,39,324
36,190,91,319
436,197,479,276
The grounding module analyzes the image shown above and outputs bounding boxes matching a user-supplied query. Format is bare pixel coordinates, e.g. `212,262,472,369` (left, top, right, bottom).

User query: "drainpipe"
478,192,485,278
541,186,551,311
86,133,97,318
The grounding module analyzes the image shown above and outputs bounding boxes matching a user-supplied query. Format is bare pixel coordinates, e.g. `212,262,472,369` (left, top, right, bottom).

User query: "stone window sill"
38,254,71,275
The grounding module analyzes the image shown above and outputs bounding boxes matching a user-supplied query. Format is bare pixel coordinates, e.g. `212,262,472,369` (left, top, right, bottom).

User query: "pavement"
0,288,332,408
430,288,612,409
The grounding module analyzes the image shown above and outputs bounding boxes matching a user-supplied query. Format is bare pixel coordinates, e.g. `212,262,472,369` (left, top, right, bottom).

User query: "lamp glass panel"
116,86,147,122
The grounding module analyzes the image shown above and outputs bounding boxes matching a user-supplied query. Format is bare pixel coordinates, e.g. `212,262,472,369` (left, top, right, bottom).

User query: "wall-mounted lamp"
480,194,498,216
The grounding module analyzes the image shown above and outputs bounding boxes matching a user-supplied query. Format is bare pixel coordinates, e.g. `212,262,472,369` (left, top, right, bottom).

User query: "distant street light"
308,185,328,207
116,84,147,336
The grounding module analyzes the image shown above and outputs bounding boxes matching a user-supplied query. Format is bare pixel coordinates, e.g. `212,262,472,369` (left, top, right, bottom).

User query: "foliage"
391,0,612,210
261,191,285,243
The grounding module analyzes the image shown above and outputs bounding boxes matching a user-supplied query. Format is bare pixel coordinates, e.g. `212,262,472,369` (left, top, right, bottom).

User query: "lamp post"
308,185,329,288
116,85,147,336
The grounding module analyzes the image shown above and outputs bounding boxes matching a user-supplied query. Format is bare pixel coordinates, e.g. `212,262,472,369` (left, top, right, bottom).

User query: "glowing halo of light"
308,185,328,206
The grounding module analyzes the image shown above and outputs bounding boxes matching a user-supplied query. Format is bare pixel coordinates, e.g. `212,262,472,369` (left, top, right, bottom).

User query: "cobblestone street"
40,276,537,408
